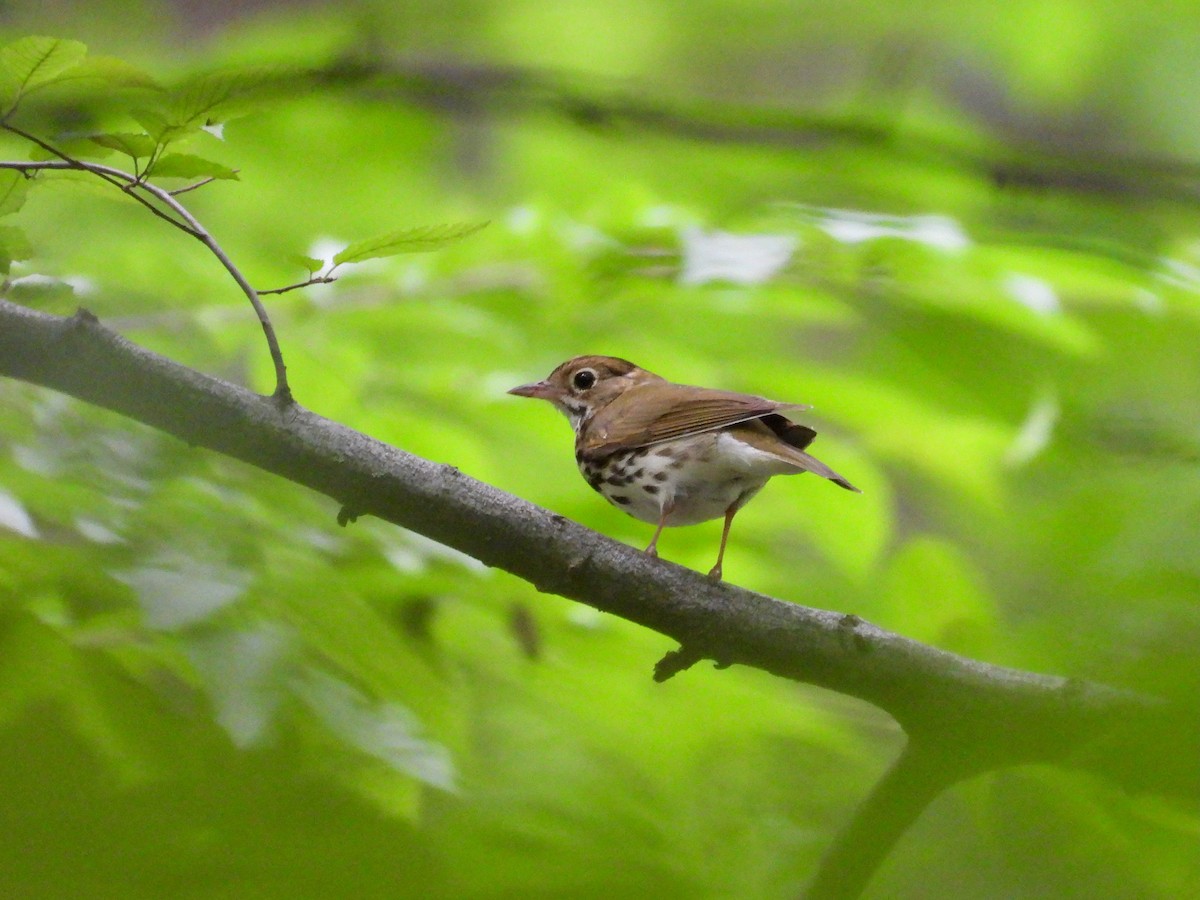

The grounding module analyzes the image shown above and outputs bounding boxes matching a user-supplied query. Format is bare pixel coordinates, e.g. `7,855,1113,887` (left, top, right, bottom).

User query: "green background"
0,2,1198,897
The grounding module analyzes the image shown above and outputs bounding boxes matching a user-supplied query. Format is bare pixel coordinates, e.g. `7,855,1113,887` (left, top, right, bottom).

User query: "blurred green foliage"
0,2,1198,897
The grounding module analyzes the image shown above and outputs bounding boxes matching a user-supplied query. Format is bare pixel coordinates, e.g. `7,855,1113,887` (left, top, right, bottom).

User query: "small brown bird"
509,355,859,579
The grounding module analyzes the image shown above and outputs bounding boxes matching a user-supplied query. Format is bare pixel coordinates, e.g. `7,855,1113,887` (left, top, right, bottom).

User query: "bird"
508,355,860,580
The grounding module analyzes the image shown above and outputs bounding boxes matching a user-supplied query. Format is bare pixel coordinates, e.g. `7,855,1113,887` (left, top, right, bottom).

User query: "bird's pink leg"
708,504,738,580
644,500,674,558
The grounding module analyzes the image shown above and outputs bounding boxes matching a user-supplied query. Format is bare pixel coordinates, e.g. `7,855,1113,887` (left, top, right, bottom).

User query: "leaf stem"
168,175,222,196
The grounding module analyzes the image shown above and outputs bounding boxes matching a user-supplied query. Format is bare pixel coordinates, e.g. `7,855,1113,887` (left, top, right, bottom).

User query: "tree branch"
316,57,1200,209
1,298,1196,895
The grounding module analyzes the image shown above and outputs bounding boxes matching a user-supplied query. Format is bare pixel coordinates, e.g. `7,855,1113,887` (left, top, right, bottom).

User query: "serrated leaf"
0,36,87,106
146,153,238,181
87,132,157,159
0,170,30,217
288,254,324,273
332,221,488,266
5,55,160,103
161,66,299,130
130,108,184,143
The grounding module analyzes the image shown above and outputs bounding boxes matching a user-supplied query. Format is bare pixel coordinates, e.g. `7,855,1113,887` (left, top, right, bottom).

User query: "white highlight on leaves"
1006,391,1059,466
187,627,292,748
559,219,616,253
1133,290,1165,315
504,205,539,234
678,226,798,285
9,272,96,295
75,517,123,544
566,605,605,629
307,237,346,270
0,490,38,538
810,208,971,252
296,670,456,790
381,530,488,574
639,204,693,228
1157,257,1200,292
1004,273,1061,315
115,564,250,630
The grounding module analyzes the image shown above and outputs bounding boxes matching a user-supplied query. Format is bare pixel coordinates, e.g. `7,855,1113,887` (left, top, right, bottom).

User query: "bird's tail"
793,450,861,493
757,415,860,492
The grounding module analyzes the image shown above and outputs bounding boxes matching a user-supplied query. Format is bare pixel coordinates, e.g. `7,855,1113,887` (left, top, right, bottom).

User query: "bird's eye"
572,369,597,391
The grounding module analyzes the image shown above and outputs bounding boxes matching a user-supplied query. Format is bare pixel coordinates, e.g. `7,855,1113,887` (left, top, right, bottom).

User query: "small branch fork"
0,146,292,403
259,256,360,297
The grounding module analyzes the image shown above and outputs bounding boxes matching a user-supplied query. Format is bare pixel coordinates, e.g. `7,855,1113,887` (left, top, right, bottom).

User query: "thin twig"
259,275,336,296
0,156,291,401
168,175,222,196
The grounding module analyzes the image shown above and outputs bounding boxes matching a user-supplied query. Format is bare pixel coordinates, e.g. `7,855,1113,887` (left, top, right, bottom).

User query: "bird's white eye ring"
572,369,597,391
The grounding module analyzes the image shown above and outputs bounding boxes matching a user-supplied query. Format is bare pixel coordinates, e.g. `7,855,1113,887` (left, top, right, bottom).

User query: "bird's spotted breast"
577,446,665,524
574,433,772,527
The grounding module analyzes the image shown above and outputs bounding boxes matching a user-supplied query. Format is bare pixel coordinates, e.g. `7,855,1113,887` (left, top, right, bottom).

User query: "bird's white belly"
581,432,789,527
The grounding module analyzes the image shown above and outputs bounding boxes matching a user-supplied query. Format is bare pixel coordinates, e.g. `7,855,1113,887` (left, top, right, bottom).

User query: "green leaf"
289,254,325,273
332,222,489,266
87,132,157,160
0,223,32,274
0,170,30,217
0,36,87,107
128,66,306,148
145,153,238,181
161,66,300,130
130,108,182,144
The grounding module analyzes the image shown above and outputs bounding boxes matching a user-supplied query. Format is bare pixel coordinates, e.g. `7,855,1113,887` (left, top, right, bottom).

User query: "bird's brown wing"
580,381,810,457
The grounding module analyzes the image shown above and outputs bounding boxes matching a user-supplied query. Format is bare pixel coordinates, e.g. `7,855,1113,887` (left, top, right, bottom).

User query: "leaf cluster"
0,36,241,180
0,35,486,347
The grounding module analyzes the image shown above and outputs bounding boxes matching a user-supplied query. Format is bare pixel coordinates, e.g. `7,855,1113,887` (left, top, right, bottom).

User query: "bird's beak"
508,380,555,400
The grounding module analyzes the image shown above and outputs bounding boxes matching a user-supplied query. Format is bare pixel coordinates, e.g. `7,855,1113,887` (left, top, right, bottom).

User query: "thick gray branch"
0,299,1195,809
